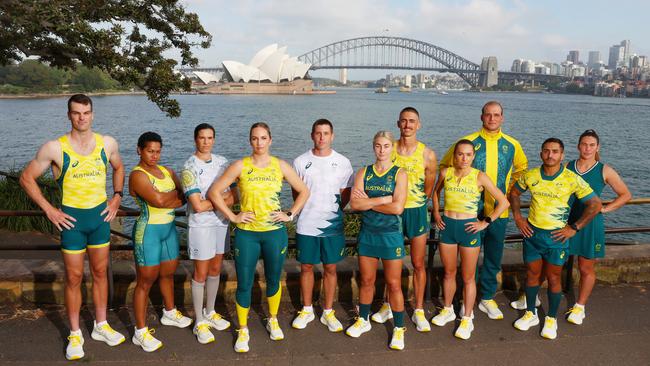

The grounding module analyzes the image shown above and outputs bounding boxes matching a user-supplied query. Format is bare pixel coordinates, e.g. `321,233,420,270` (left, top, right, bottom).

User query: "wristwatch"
484,216,492,225
286,211,294,222
113,191,124,198
569,223,580,232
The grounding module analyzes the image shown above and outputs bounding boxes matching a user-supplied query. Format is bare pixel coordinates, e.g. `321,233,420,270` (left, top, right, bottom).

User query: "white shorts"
188,226,230,260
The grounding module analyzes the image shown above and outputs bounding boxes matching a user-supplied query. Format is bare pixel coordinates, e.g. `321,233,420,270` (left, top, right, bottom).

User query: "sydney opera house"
201,44,331,94
221,44,311,83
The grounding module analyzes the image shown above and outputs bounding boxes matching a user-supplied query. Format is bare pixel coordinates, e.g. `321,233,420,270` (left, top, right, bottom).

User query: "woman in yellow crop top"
431,139,509,340
128,132,190,352
208,122,309,353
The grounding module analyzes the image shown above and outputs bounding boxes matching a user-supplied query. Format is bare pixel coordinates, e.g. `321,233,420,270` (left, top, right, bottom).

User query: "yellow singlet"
443,167,482,215
237,156,284,232
132,165,176,225
56,133,107,209
391,141,427,208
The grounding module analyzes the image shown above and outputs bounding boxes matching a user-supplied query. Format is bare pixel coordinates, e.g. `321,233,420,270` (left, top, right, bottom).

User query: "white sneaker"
459,304,475,319
541,316,558,339
203,309,231,331
510,294,542,310
478,299,504,320
371,303,393,323
431,306,456,327
193,321,215,344
66,331,84,360
292,308,315,329
132,327,163,352
320,310,344,332
566,305,586,325
91,321,126,346
389,327,405,350
514,311,540,331
411,309,431,332
234,328,250,353
346,317,372,338
160,308,192,328
266,317,284,341
454,316,474,340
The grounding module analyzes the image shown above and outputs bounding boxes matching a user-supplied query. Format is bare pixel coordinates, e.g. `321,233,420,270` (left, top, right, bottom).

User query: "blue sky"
181,0,649,78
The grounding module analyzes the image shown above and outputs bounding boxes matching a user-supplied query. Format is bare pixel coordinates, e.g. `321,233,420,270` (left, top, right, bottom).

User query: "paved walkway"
1,283,649,365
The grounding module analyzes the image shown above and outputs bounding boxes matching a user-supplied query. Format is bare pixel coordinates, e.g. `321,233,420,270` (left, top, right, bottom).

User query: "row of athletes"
20,95,631,360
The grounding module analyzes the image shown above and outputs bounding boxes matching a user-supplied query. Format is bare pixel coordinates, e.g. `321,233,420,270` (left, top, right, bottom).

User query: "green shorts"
439,216,481,248
358,230,405,260
569,214,605,259
61,202,110,254
132,221,179,266
523,225,568,266
296,233,346,264
401,205,430,239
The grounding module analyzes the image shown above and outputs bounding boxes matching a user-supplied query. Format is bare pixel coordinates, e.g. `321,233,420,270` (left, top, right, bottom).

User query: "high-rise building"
511,59,523,72
567,50,580,64
520,59,535,73
587,51,601,68
339,68,348,85
620,40,631,67
608,45,624,70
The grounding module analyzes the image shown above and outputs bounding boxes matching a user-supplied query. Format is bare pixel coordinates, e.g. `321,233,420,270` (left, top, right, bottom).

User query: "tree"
0,0,211,117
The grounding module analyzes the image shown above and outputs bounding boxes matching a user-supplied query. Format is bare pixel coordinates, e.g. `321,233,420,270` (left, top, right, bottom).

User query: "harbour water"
1,89,648,241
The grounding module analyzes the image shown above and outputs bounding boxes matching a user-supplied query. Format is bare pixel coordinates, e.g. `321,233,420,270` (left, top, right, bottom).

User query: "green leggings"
233,227,288,308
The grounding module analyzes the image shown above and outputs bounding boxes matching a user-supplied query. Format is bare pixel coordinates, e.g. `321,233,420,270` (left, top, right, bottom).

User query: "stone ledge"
1,245,650,305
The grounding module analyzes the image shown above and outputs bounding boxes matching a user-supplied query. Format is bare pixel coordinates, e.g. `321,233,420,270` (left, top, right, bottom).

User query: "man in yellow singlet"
20,94,126,360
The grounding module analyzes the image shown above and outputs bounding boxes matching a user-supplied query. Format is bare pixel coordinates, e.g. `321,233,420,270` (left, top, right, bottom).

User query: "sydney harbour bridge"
183,36,569,88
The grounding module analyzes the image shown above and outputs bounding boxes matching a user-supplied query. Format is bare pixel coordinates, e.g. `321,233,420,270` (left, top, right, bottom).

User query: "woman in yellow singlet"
128,132,191,352
208,122,309,353
431,139,509,340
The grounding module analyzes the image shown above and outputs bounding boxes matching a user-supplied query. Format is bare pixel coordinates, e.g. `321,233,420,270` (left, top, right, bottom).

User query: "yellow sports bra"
237,156,284,232
132,165,176,225
443,167,482,215
56,133,107,209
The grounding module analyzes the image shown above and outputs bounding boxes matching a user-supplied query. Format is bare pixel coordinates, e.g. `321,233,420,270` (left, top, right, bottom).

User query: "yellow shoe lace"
325,310,337,321
100,324,116,334
393,327,405,340
209,312,223,321
142,328,156,341
237,328,250,340
459,318,471,329
268,318,281,331
196,322,211,333
545,317,556,327
67,334,82,347
379,303,391,313
414,310,426,321
352,317,366,328
522,311,535,320
566,306,583,316
484,299,499,309
297,310,312,319
173,310,185,319
437,307,450,317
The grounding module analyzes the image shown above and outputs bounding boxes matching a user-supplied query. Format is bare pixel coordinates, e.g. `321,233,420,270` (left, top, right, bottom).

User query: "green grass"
0,169,61,234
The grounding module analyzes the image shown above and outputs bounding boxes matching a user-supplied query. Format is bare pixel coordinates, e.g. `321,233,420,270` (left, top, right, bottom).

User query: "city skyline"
182,0,649,78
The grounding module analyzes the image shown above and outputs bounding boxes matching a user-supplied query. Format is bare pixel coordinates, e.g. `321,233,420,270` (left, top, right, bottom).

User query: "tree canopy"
0,0,211,117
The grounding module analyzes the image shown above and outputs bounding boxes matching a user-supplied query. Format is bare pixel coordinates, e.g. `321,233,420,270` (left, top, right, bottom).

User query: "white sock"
135,327,148,336
95,320,107,327
163,307,177,316
323,309,333,314
303,305,314,313
70,329,82,336
574,303,585,309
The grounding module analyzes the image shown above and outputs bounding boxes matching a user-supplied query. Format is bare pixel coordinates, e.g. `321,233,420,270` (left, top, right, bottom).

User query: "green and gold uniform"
567,160,606,259
357,164,404,260
56,133,110,253
440,128,527,300
234,156,288,326
440,167,482,248
514,165,595,265
131,165,179,266
391,142,429,239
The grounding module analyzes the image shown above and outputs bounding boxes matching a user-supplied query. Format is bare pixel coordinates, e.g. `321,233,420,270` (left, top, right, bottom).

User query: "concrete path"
1,283,649,365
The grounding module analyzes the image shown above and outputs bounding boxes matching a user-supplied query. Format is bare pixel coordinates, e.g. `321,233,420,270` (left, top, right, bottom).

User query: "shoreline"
0,91,146,100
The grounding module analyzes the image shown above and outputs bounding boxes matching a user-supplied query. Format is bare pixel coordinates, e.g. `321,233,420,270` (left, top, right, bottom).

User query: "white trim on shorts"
188,225,230,260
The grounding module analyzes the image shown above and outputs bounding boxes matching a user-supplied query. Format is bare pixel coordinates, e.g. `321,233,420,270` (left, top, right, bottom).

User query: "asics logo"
560,251,565,259
531,180,539,186
395,248,402,256
305,162,312,169
474,143,481,151
247,168,253,174
281,246,287,254
366,173,374,181
72,160,79,167
470,239,478,245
